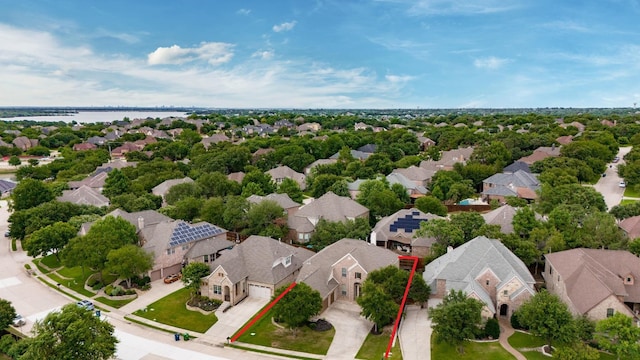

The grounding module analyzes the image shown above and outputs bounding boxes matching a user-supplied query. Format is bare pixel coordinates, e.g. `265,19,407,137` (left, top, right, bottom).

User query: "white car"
12,314,26,327
619,181,626,188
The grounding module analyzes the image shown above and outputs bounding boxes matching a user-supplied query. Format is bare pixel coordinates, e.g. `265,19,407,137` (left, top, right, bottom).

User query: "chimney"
137,217,144,230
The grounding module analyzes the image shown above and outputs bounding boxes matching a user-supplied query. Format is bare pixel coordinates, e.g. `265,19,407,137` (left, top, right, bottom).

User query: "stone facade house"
620,215,640,240
200,236,314,305
296,238,398,310
424,236,536,319
544,248,640,320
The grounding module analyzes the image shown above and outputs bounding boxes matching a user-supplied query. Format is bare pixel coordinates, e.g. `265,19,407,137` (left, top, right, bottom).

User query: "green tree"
8,155,21,168
408,275,431,308
277,178,303,203
10,178,53,211
357,280,399,333
596,313,640,360
414,196,448,217
20,304,118,360
554,343,600,360
417,219,464,256
102,169,131,199
0,299,16,330
517,290,576,348
356,179,404,222
537,183,606,214
164,182,202,205
272,283,322,331
23,222,77,261
171,196,205,221
512,206,541,238
245,200,286,238
62,216,138,276
450,211,485,241
181,262,211,297
430,290,483,353
105,245,154,288
309,218,371,250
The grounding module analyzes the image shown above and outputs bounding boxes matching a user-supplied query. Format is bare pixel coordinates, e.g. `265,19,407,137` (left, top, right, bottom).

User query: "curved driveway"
593,146,632,210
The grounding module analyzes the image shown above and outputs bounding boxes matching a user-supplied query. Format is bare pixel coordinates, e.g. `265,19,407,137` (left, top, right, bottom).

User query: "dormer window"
284,255,292,267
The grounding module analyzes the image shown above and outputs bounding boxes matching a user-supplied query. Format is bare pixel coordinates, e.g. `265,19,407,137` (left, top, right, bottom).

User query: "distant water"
0,111,188,124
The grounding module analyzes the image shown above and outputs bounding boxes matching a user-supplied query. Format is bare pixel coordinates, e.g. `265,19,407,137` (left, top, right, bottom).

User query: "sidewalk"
498,318,526,360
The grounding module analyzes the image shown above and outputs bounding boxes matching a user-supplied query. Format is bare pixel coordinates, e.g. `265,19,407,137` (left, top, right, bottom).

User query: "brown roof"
545,249,640,314
293,191,369,223
620,216,640,240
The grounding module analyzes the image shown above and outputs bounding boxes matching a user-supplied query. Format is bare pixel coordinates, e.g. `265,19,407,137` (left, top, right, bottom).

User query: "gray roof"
57,185,110,207
247,193,300,210
424,236,535,313
293,191,369,223
108,209,172,232
386,173,428,194
347,179,367,191
151,177,194,197
483,170,540,189
392,166,435,182
330,149,372,161
68,171,108,190
140,220,227,259
0,179,17,193
481,205,517,234
296,238,399,298
503,161,531,174
185,237,235,259
356,144,378,154
206,235,314,285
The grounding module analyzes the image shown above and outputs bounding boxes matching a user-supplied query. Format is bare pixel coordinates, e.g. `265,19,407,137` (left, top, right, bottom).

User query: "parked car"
164,273,181,284
4,231,9,238
12,314,25,327
76,299,95,311
619,181,626,188
613,156,620,163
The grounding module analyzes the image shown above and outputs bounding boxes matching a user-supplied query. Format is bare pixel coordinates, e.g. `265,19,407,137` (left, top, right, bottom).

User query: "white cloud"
273,21,297,32
237,8,251,15
252,50,274,60
95,28,140,43
376,0,522,15
386,74,414,83
474,56,509,69
147,42,234,65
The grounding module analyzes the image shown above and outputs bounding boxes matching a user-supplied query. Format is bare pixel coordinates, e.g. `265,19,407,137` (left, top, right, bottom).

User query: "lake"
0,111,189,124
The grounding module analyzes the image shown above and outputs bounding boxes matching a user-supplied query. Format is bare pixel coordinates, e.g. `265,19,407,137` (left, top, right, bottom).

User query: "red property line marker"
385,255,419,359
230,282,297,343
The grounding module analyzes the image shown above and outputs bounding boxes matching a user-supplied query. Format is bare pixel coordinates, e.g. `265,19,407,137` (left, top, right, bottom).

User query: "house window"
355,272,362,279
284,255,292,267
549,267,553,275
503,290,508,296
203,255,209,263
607,308,614,318
486,280,490,286
166,248,175,255
213,285,222,295
182,244,189,251
342,268,347,277
218,273,224,277
341,284,347,296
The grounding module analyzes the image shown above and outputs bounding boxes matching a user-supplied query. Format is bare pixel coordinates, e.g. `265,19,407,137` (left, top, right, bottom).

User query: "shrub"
483,318,500,339
92,282,104,290
104,285,113,295
0,334,16,355
510,311,527,330
87,276,99,287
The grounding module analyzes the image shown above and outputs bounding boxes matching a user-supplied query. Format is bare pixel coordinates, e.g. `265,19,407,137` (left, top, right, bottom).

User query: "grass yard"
508,332,615,360
431,339,515,360
40,254,62,269
236,309,335,355
48,266,95,297
620,199,639,205
132,287,218,333
624,187,640,198
356,330,403,360
95,296,136,309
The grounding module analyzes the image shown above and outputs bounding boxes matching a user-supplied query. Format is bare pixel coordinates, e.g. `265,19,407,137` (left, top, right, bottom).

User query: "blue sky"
1,0,639,108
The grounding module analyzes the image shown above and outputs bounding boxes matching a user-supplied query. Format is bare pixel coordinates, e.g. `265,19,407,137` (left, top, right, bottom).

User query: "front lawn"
431,337,515,360
356,330,403,360
95,296,136,309
236,309,334,355
132,287,218,333
40,254,62,269
508,332,615,360
624,187,640,198
48,266,95,297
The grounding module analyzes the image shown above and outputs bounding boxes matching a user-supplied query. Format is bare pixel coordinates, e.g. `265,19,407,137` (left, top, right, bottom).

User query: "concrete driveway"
593,146,632,210
206,297,269,343
399,305,431,360
321,300,372,360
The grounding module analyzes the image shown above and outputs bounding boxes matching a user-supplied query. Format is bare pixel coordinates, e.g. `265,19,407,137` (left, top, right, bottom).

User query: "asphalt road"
593,146,632,210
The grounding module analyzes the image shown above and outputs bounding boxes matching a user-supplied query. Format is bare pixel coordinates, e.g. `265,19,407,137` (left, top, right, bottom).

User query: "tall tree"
430,290,483,353
517,290,576,348
20,304,118,360
102,169,131,199
23,222,78,261
414,196,448,217
596,313,640,360
105,245,154,288
450,211,485,241
277,178,303,203
357,281,399,333
272,283,322,331
10,178,53,211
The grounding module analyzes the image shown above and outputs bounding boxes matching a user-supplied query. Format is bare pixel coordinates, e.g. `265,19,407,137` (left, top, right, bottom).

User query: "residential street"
593,146,632,210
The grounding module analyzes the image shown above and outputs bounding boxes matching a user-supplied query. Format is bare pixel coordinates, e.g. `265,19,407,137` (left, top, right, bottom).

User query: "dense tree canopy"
430,290,483,353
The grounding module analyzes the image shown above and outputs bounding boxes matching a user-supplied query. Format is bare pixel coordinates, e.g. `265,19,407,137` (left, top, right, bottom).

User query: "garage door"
248,284,272,299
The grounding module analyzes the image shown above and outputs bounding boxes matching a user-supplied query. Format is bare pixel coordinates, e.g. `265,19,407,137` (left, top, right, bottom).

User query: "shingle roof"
503,161,531,174
424,236,535,312
293,191,369,223
620,216,640,240
356,144,378,154
483,170,540,189
267,165,306,190
386,173,428,194
68,171,108,190
186,237,235,259
140,220,227,259
330,149,372,160
57,185,109,207
545,249,640,314
373,208,442,246
206,235,314,285
296,238,399,298
392,166,435,182
0,179,17,194
481,205,517,234
247,193,300,210
151,177,194,197
419,146,474,171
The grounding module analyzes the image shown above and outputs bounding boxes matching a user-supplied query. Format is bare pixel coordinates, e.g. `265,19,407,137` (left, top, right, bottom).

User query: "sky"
1,0,639,109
